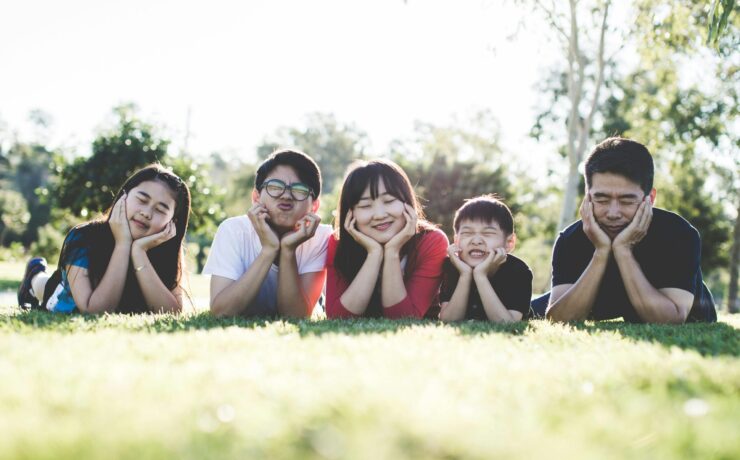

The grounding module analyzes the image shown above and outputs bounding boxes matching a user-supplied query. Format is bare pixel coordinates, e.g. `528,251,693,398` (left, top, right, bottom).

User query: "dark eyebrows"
136,190,171,210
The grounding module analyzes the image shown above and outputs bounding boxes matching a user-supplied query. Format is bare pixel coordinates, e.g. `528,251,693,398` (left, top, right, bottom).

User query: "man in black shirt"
545,137,716,323
439,195,533,322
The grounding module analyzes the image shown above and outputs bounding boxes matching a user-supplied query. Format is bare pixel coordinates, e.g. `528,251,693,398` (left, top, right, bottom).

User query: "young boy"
439,195,533,322
204,149,332,318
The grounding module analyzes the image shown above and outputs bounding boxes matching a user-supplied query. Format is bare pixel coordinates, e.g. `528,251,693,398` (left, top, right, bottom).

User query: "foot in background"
17,257,47,310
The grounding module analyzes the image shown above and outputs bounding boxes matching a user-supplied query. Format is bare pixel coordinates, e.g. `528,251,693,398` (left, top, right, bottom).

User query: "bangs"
344,161,414,207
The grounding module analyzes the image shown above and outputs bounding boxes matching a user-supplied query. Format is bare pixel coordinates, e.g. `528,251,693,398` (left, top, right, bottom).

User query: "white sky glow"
2,0,565,164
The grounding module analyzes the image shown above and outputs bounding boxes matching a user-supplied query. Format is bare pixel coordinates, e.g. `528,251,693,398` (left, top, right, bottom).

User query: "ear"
648,188,657,205
453,234,460,245
311,197,320,214
252,188,261,204
505,232,517,253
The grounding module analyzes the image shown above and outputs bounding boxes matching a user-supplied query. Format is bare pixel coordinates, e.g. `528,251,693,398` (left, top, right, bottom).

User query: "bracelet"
134,265,147,272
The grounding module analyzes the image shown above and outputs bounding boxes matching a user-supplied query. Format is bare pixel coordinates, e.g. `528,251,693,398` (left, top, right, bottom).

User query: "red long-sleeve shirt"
325,229,449,319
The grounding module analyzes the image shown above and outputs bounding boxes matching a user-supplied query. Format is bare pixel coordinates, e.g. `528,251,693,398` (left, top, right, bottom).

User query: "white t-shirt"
203,216,332,316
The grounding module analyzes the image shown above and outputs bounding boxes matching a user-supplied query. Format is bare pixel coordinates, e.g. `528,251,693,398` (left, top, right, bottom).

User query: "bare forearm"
381,251,408,307
339,250,383,315
474,273,518,323
85,243,130,313
276,249,310,318
439,273,472,322
547,249,609,322
613,247,685,324
211,250,276,317
131,247,181,313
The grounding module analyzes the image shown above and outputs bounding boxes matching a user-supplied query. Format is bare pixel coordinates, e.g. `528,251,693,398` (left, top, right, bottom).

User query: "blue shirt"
47,229,89,313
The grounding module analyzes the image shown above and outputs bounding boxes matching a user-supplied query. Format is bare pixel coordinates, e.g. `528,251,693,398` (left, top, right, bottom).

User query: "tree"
57,103,169,216
4,142,59,245
525,0,616,233
708,0,736,47
0,189,29,246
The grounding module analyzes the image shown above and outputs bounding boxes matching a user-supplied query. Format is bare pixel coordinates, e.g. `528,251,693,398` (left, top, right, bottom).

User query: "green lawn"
0,307,738,460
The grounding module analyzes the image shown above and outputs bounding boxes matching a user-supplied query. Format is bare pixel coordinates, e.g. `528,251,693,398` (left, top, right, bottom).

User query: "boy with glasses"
205,149,331,317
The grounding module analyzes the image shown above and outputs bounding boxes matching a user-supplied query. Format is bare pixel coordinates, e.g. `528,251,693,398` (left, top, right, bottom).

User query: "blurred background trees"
0,0,736,309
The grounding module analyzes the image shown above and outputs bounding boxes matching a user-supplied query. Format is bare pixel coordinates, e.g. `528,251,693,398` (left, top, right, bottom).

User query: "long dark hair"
333,159,436,317
59,164,191,313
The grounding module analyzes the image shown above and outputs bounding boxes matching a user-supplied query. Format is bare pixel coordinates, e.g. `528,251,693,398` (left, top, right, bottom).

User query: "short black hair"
255,149,322,197
453,195,514,235
584,137,654,194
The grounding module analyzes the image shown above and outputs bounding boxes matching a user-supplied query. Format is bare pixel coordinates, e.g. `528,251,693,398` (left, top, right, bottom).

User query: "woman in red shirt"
326,159,448,319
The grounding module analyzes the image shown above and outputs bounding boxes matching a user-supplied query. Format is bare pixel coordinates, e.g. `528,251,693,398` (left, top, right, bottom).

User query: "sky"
1,0,566,164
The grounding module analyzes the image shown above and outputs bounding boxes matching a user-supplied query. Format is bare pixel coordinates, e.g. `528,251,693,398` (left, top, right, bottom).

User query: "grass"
1,261,739,459
0,306,738,460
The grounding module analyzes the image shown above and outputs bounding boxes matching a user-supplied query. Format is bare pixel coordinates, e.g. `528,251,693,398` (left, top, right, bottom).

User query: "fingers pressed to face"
639,198,652,229
300,214,320,237
344,210,354,230
113,193,125,221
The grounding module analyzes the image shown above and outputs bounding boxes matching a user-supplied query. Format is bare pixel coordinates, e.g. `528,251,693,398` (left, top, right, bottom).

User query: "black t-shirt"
439,254,533,320
551,208,716,323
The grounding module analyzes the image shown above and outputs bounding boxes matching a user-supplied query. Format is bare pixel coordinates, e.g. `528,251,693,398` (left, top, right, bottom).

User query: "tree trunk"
555,0,610,234
728,195,740,313
559,161,581,231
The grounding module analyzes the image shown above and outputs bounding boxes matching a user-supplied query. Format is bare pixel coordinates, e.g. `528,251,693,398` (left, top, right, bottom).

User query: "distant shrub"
29,224,65,264
0,242,26,262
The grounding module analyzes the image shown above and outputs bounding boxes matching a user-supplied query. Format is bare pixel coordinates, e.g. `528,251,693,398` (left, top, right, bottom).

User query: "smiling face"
125,179,177,239
455,219,514,267
252,164,319,233
352,178,407,244
589,172,655,239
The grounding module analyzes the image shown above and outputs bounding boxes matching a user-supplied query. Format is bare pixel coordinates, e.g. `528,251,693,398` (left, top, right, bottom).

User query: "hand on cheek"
281,213,321,250
133,220,177,251
385,203,417,254
345,210,383,254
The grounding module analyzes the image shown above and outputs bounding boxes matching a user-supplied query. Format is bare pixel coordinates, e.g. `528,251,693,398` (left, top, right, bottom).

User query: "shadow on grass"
3,310,737,356
571,321,740,358
1,309,530,337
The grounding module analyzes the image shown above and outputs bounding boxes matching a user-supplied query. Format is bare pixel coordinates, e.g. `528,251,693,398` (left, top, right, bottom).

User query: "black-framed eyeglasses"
259,179,314,201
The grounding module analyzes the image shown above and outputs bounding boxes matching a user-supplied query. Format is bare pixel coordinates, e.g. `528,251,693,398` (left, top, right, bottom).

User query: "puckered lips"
372,221,393,231
276,202,295,212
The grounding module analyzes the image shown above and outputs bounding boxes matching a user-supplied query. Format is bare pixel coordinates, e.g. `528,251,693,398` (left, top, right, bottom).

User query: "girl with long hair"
326,159,448,318
17,164,191,314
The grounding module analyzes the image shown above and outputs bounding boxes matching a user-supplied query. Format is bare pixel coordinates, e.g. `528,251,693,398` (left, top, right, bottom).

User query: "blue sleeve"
61,229,90,269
